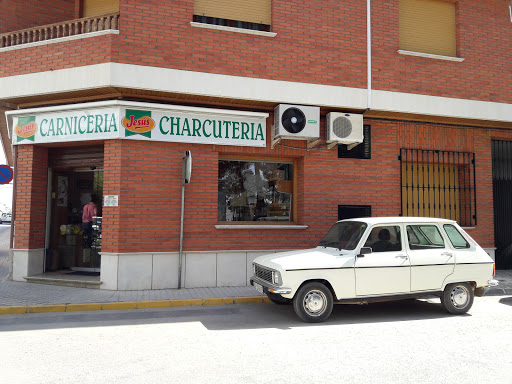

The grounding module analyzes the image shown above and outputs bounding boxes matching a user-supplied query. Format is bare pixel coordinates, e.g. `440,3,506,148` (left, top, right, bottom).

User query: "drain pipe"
366,0,372,113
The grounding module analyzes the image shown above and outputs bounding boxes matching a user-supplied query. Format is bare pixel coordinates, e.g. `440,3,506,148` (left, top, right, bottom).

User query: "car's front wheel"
293,282,333,323
441,282,474,315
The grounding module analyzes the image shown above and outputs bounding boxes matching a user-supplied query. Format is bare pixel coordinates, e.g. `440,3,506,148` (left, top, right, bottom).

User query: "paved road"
1,295,511,384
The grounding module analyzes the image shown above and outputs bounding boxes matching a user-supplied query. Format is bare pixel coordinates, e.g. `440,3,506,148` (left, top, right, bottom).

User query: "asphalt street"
0,295,511,384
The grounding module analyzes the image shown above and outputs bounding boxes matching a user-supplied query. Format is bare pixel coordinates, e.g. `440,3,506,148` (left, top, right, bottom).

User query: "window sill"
398,50,464,62
215,224,308,229
190,22,277,37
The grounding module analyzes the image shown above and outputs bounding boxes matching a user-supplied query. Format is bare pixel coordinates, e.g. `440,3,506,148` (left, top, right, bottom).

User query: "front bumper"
250,277,292,295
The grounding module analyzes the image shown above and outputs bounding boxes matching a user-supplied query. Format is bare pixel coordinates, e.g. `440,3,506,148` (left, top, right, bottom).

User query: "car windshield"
318,221,367,250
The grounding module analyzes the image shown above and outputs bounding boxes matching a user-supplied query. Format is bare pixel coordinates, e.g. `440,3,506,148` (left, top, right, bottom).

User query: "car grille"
254,264,273,284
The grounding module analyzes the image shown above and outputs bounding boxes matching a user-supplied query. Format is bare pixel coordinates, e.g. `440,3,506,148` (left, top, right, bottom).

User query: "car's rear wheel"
293,282,333,323
441,282,474,315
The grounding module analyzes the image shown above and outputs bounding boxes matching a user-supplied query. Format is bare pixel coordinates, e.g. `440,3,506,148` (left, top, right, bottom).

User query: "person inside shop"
82,194,98,248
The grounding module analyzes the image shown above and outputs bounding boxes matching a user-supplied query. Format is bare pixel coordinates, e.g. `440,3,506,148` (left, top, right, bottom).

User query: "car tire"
266,292,291,305
293,282,333,323
440,282,474,315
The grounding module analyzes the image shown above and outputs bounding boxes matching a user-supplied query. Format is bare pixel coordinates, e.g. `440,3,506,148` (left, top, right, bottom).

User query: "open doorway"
45,146,104,276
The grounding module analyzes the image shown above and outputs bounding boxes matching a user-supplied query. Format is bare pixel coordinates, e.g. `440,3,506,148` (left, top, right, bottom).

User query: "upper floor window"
82,0,119,18
399,0,456,57
193,0,271,32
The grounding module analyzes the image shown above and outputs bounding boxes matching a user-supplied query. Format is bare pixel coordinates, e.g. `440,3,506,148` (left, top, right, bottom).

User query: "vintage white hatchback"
250,217,498,322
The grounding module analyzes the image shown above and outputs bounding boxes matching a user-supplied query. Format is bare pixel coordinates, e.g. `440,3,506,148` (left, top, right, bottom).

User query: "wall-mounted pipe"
366,0,372,112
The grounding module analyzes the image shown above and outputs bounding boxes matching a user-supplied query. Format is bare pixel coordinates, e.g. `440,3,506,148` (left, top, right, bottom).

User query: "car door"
406,223,455,292
355,224,411,296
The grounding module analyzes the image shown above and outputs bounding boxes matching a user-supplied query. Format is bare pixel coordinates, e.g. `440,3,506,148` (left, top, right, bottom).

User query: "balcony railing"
0,13,120,49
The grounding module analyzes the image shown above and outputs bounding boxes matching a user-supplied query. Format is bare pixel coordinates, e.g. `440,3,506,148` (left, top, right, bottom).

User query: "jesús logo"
122,109,155,138
15,116,38,142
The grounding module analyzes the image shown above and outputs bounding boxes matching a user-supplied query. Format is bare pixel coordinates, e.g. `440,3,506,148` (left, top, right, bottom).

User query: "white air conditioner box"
274,104,320,141
326,112,364,148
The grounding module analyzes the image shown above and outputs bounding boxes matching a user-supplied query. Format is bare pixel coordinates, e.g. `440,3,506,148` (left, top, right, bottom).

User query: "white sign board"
9,101,268,148
104,195,119,207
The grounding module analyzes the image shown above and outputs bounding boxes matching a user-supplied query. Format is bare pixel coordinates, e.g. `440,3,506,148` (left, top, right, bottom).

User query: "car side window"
443,224,470,249
406,225,445,250
363,225,402,252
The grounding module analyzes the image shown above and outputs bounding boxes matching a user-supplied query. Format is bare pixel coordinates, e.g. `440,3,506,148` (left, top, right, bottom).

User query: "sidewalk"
0,269,510,315
0,227,511,315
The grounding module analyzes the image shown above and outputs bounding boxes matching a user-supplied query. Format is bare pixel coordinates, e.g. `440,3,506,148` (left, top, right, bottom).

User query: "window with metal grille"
338,125,371,159
338,205,372,221
400,149,476,226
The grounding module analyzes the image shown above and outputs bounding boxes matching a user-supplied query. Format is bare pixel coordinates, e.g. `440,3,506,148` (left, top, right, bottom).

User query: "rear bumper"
475,279,499,297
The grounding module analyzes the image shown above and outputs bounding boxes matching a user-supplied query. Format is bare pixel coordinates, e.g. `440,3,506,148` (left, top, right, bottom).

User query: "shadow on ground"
0,298,457,333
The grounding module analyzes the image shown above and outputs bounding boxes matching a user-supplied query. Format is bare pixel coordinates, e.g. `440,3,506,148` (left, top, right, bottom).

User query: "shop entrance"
45,146,104,275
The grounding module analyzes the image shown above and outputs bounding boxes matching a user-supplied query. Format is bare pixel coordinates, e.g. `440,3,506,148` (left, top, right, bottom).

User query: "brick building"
0,0,511,290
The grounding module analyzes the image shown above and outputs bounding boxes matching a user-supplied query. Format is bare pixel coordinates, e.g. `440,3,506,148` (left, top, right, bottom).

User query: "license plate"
253,282,264,294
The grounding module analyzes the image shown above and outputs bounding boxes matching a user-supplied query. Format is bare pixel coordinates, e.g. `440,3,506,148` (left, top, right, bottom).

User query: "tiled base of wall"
99,250,284,290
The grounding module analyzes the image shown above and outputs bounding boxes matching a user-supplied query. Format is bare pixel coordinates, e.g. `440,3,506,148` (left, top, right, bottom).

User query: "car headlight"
272,270,282,286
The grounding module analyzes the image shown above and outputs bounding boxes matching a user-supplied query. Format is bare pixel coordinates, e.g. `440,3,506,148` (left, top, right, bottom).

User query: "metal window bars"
400,148,476,227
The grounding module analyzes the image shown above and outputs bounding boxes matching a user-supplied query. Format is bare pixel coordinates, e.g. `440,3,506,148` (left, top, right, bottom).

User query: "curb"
0,296,271,315
485,288,512,296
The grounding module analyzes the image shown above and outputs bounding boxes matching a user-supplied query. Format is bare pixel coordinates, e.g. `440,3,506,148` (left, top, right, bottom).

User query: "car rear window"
406,225,445,250
443,224,470,249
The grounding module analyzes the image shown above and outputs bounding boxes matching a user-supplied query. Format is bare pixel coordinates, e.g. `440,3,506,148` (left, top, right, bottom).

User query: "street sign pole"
178,151,192,289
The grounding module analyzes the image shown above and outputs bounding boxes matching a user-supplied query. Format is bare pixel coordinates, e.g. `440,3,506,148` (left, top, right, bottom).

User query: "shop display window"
218,159,293,222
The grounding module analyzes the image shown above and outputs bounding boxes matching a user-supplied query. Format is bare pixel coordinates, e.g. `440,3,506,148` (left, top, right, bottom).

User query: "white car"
1,212,11,224
251,217,498,322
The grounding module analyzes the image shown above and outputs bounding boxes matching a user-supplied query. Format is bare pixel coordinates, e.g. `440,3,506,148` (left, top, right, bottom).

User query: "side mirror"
357,247,372,257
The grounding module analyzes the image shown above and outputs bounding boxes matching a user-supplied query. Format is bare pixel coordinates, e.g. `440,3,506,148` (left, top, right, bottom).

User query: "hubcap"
303,290,327,316
451,285,469,308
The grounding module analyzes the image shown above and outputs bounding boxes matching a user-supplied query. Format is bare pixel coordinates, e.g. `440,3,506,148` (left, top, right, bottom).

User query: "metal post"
178,182,185,289
178,151,191,289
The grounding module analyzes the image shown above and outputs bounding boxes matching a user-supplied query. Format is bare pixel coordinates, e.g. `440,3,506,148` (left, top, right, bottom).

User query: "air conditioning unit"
326,112,364,149
273,104,320,148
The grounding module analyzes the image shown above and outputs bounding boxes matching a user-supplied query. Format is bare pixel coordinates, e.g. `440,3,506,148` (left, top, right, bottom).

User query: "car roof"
337,216,456,225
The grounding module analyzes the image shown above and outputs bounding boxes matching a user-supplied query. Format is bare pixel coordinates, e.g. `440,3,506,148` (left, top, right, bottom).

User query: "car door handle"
442,252,454,257
395,255,409,259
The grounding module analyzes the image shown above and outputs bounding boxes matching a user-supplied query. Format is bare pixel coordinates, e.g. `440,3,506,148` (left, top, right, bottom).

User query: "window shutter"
399,0,456,57
83,0,119,18
194,0,271,25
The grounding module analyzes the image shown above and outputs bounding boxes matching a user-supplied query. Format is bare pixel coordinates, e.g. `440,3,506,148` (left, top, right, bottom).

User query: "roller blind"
399,0,456,57
194,0,271,25
83,0,120,18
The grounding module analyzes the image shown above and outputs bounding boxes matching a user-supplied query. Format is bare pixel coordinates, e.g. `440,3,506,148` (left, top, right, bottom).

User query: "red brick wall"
0,0,76,34
0,35,115,77
1,0,510,104
92,117,510,254
14,145,48,249
371,0,512,103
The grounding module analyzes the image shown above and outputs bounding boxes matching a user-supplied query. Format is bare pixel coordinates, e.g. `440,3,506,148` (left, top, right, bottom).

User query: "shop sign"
120,108,266,147
12,107,120,145
10,103,267,148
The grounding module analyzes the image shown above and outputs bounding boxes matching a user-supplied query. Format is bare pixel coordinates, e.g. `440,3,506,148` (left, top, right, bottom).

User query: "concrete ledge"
0,296,268,315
